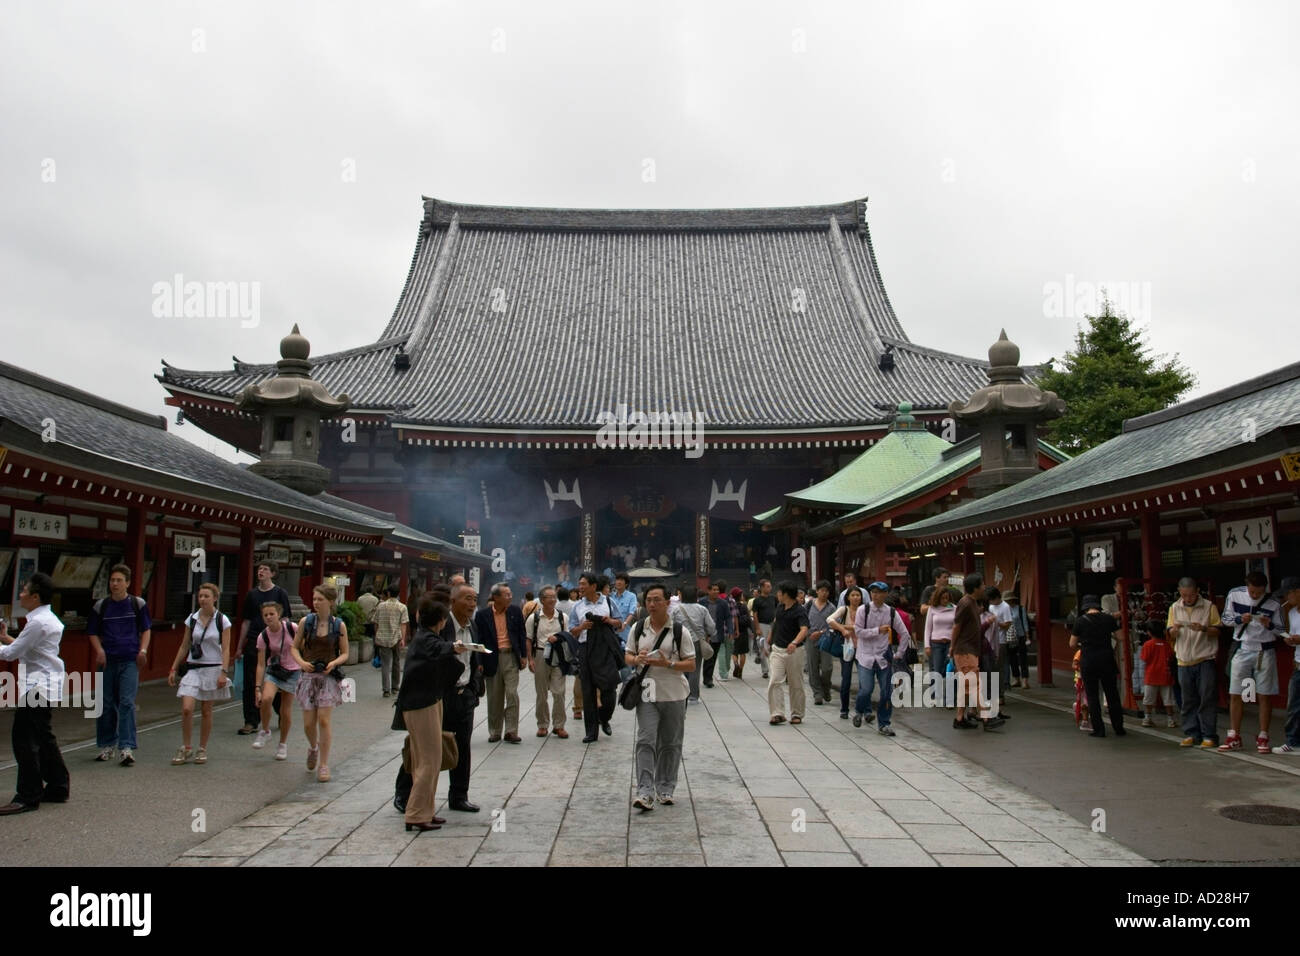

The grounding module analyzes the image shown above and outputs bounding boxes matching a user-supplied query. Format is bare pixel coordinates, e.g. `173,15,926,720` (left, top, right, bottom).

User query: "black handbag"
618,620,676,710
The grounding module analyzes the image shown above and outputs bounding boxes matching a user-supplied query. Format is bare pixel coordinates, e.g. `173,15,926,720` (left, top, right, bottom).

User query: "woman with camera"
253,601,299,760
394,598,464,832
168,582,232,766
291,585,349,782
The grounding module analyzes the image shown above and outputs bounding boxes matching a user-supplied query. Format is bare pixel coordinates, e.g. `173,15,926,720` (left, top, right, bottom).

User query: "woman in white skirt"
168,582,232,765
291,585,349,782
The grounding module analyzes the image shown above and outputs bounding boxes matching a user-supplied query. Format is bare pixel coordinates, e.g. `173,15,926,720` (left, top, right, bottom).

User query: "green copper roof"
787,423,952,509
807,438,1069,537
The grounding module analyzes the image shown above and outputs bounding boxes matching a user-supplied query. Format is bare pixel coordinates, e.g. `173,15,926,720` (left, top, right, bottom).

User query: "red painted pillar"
125,505,146,593
239,524,255,602
1033,530,1053,687
312,537,326,594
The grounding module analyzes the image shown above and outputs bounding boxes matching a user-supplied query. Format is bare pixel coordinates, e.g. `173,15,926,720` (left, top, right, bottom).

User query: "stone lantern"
236,325,350,496
950,329,1065,496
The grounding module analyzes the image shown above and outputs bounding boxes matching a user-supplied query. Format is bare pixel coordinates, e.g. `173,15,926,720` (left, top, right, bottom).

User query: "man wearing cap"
1278,577,1300,753
1167,577,1222,749
852,582,910,736
1219,571,1286,753
1070,595,1126,738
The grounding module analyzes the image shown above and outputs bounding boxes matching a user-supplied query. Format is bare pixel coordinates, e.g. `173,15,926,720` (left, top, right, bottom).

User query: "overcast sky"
3,0,1296,461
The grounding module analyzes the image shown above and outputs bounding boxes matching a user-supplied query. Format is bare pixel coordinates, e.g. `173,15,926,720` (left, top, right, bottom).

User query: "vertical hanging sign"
696,514,710,576
581,512,595,571
463,534,482,593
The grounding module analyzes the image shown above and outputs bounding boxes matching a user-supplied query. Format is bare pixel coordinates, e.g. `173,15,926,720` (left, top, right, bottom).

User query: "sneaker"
839,711,849,720
1079,721,1092,732
633,795,655,812
657,794,675,805
1179,736,1197,747
1278,743,1299,754
1166,716,1177,728
863,712,875,725
194,748,208,764
878,725,896,737
252,729,272,749
1257,733,1272,754
982,716,1005,731
275,742,288,761
1141,716,1153,727
1200,739,1218,750
95,747,115,762
171,747,192,765
317,766,331,782
1217,733,1242,752
306,746,319,771
852,713,862,728
119,748,135,767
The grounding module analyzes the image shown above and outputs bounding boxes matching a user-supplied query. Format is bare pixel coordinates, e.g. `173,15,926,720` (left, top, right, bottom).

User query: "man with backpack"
851,581,910,736
235,561,293,735
87,564,152,767
625,583,695,811
527,586,571,738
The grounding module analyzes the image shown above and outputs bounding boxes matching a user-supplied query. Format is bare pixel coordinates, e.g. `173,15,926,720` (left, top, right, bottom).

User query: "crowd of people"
3,559,1300,825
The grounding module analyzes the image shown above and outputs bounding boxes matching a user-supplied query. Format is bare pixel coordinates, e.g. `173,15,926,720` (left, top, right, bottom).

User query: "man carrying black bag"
569,571,623,743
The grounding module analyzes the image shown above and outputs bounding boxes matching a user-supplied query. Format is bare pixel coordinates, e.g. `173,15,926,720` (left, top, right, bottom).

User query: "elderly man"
1219,571,1286,753
527,586,570,738
443,584,485,811
1167,576,1222,749
475,583,528,744
0,574,71,814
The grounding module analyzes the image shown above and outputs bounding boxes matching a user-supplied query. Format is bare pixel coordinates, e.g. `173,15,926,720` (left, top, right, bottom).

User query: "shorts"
265,669,301,695
953,653,980,674
1142,684,1176,707
295,671,343,710
1229,646,1278,697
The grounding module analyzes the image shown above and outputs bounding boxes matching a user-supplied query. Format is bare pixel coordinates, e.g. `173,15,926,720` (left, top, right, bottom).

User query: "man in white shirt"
0,573,71,813
569,572,622,742
527,586,570,738
1220,571,1286,753
853,581,910,736
987,587,1014,717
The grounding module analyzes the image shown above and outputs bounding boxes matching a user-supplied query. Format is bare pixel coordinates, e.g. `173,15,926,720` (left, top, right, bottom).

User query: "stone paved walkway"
173,670,1151,867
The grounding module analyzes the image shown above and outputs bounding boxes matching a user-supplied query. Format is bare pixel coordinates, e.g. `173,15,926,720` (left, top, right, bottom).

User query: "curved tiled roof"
161,197,1004,432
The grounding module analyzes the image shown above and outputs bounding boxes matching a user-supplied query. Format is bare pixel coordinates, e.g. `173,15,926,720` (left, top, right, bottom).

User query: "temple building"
159,197,1038,587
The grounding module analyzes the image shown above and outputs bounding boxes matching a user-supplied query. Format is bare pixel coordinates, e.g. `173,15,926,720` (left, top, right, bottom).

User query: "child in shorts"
1139,618,1177,727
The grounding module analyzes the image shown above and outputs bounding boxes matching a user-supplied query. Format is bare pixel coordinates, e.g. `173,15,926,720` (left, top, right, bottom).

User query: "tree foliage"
1035,300,1196,454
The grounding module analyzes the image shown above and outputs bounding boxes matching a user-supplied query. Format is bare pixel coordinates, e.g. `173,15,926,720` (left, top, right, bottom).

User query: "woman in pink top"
924,587,959,707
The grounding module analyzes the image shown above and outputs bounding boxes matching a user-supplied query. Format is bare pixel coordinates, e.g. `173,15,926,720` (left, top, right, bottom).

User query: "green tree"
1035,299,1195,454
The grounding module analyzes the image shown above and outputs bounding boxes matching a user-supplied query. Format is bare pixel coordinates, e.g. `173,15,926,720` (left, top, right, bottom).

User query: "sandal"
769,715,785,725
317,766,331,782
194,748,207,765
790,716,802,725
171,747,192,765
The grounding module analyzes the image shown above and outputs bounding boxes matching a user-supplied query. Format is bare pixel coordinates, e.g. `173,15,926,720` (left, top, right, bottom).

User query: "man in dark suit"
474,583,529,743
441,583,485,812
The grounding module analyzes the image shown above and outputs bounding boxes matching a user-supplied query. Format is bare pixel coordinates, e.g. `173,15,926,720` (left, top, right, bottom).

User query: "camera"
312,660,327,673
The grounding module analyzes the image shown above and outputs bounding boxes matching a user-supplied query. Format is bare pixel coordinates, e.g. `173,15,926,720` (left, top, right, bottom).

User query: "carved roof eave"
950,383,1065,422
235,379,351,414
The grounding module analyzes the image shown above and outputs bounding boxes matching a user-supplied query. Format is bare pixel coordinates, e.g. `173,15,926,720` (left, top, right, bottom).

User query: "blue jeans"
1179,659,1218,744
1285,669,1300,748
839,656,854,713
855,661,892,727
96,658,139,750
930,643,951,706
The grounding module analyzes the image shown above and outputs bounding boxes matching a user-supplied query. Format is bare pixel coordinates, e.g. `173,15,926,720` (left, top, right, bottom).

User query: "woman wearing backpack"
291,585,349,782
168,582,231,766
253,601,298,760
